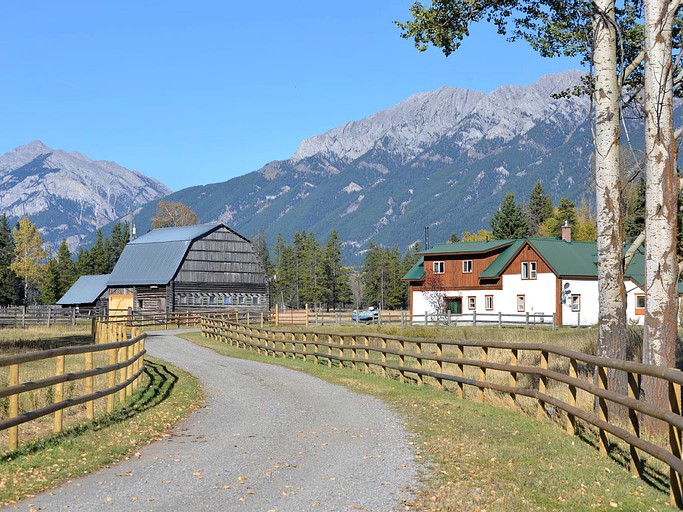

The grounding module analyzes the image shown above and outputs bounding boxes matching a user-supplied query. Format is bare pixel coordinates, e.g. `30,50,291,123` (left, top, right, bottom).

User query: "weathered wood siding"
417,248,508,290
173,227,267,313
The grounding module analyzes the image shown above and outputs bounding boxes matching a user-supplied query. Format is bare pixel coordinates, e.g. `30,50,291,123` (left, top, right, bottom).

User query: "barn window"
194,296,202,305
209,296,216,305
223,296,232,305
178,294,187,305
253,296,260,305
238,296,245,305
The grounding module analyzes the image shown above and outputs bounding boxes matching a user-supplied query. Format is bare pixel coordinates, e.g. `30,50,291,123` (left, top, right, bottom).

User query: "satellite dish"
564,283,570,290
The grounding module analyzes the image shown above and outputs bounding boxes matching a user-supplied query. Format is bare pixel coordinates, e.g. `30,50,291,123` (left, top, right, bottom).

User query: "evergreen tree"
55,239,77,293
109,222,130,269
526,181,554,236
489,193,529,239
11,217,46,305
540,198,579,238
0,215,22,306
625,178,645,243
76,247,94,275
320,231,351,310
41,259,62,304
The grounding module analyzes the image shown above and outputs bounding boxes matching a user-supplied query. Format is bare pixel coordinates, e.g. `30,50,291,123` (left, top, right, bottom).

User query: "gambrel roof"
108,223,249,286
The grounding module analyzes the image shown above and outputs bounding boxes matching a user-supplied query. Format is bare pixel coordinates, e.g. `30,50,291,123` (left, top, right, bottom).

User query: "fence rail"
200,318,683,507
0,306,88,328
273,306,556,329
0,320,146,452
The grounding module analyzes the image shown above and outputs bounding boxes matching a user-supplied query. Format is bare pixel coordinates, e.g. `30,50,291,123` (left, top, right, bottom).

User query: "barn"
105,223,268,314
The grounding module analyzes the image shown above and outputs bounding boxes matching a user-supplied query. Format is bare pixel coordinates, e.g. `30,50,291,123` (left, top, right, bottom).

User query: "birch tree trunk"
593,0,627,397
642,0,679,419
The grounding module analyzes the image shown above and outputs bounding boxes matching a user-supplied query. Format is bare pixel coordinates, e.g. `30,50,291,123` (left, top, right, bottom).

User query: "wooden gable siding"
418,250,505,289
175,228,266,286
502,244,553,276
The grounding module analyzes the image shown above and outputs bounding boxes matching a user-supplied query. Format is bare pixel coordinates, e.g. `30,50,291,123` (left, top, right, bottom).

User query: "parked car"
352,307,379,324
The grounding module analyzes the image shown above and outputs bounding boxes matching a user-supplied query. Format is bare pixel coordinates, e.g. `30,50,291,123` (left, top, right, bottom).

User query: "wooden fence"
0,320,146,452
273,306,556,329
201,318,683,507
0,306,87,328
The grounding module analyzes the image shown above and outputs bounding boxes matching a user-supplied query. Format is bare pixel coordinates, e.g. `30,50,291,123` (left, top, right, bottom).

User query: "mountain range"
0,141,170,249
124,70,595,258
1,70,649,260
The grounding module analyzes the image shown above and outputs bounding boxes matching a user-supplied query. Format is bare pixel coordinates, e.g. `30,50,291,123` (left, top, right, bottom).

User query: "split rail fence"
0,320,146,452
201,317,683,507
0,306,86,328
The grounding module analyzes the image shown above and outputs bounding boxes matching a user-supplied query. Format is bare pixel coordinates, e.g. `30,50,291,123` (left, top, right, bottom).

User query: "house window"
570,294,581,312
517,295,525,312
433,261,445,274
635,294,645,315
485,295,493,311
223,296,232,305
521,261,537,280
462,260,473,273
468,296,476,310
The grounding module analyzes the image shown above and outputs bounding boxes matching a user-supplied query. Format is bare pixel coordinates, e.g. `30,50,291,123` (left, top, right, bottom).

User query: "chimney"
561,220,572,243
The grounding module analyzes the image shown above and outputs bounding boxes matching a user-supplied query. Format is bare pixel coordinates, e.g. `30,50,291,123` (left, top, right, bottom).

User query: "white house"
403,228,652,327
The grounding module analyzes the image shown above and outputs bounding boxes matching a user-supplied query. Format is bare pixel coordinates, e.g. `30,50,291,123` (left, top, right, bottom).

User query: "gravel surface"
4,331,418,511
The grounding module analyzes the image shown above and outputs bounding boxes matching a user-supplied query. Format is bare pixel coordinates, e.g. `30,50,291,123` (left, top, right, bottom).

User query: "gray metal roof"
130,223,222,245
107,223,229,286
108,240,191,286
57,274,110,305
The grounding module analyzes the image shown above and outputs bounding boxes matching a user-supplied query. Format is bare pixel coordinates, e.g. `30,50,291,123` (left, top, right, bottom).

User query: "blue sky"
0,2,581,191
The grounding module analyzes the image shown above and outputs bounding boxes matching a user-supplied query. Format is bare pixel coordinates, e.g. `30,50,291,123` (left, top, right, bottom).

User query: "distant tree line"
0,214,130,306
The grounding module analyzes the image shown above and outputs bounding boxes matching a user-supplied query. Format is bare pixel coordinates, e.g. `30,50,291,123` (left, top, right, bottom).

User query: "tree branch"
624,231,646,270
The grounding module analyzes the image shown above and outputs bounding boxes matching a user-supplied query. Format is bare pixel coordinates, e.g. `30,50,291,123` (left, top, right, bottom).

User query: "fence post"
381,338,387,378
478,347,487,402
53,355,65,433
670,381,683,507
628,372,642,477
537,350,548,419
425,311,428,326
8,364,19,451
435,342,443,390
415,342,423,385
498,311,502,328
597,365,609,456
508,349,517,407
552,313,556,331
275,304,279,326
85,351,94,420
525,312,529,327
107,347,116,412
473,311,477,327
398,340,405,383
71,307,76,326
305,304,309,327
567,358,578,435
456,344,464,398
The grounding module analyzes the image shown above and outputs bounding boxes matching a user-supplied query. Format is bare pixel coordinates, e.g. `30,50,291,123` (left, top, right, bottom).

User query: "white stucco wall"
559,279,598,326
625,280,645,325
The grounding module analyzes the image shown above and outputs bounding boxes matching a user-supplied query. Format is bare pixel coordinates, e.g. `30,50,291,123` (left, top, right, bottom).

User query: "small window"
517,295,525,312
209,296,217,305
570,294,581,312
635,294,645,315
530,261,537,279
485,295,493,311
253,296,260,305
521,261,537,280
462,260,473,273
223,296,232,305
521,262,529,280
238,296,245,305
194,296,202,305
179,294,187,305
433,261,445,274
468,296,476,310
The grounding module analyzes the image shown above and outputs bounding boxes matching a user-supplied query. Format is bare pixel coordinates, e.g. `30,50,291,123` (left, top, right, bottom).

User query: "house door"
447,298,462,314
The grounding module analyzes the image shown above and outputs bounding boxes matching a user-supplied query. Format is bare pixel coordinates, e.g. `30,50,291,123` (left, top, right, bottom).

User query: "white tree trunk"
593,0,627,390
642,0,679,413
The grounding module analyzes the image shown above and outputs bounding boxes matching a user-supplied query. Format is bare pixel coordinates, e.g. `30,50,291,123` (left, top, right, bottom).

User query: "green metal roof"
419,240,514,255
402,257,424,281
478,240,525,278
527,239,599,277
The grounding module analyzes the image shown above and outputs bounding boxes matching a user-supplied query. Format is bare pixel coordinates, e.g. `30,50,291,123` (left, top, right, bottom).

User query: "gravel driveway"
4,331,417,511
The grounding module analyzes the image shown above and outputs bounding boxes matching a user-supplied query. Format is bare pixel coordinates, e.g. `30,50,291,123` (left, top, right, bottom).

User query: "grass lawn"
181,331,673,511
0,356,203,505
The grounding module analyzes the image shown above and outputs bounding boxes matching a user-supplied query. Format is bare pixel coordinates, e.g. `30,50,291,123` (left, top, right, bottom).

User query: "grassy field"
0,356,203,504
182,330,673,511
0,324,92,353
